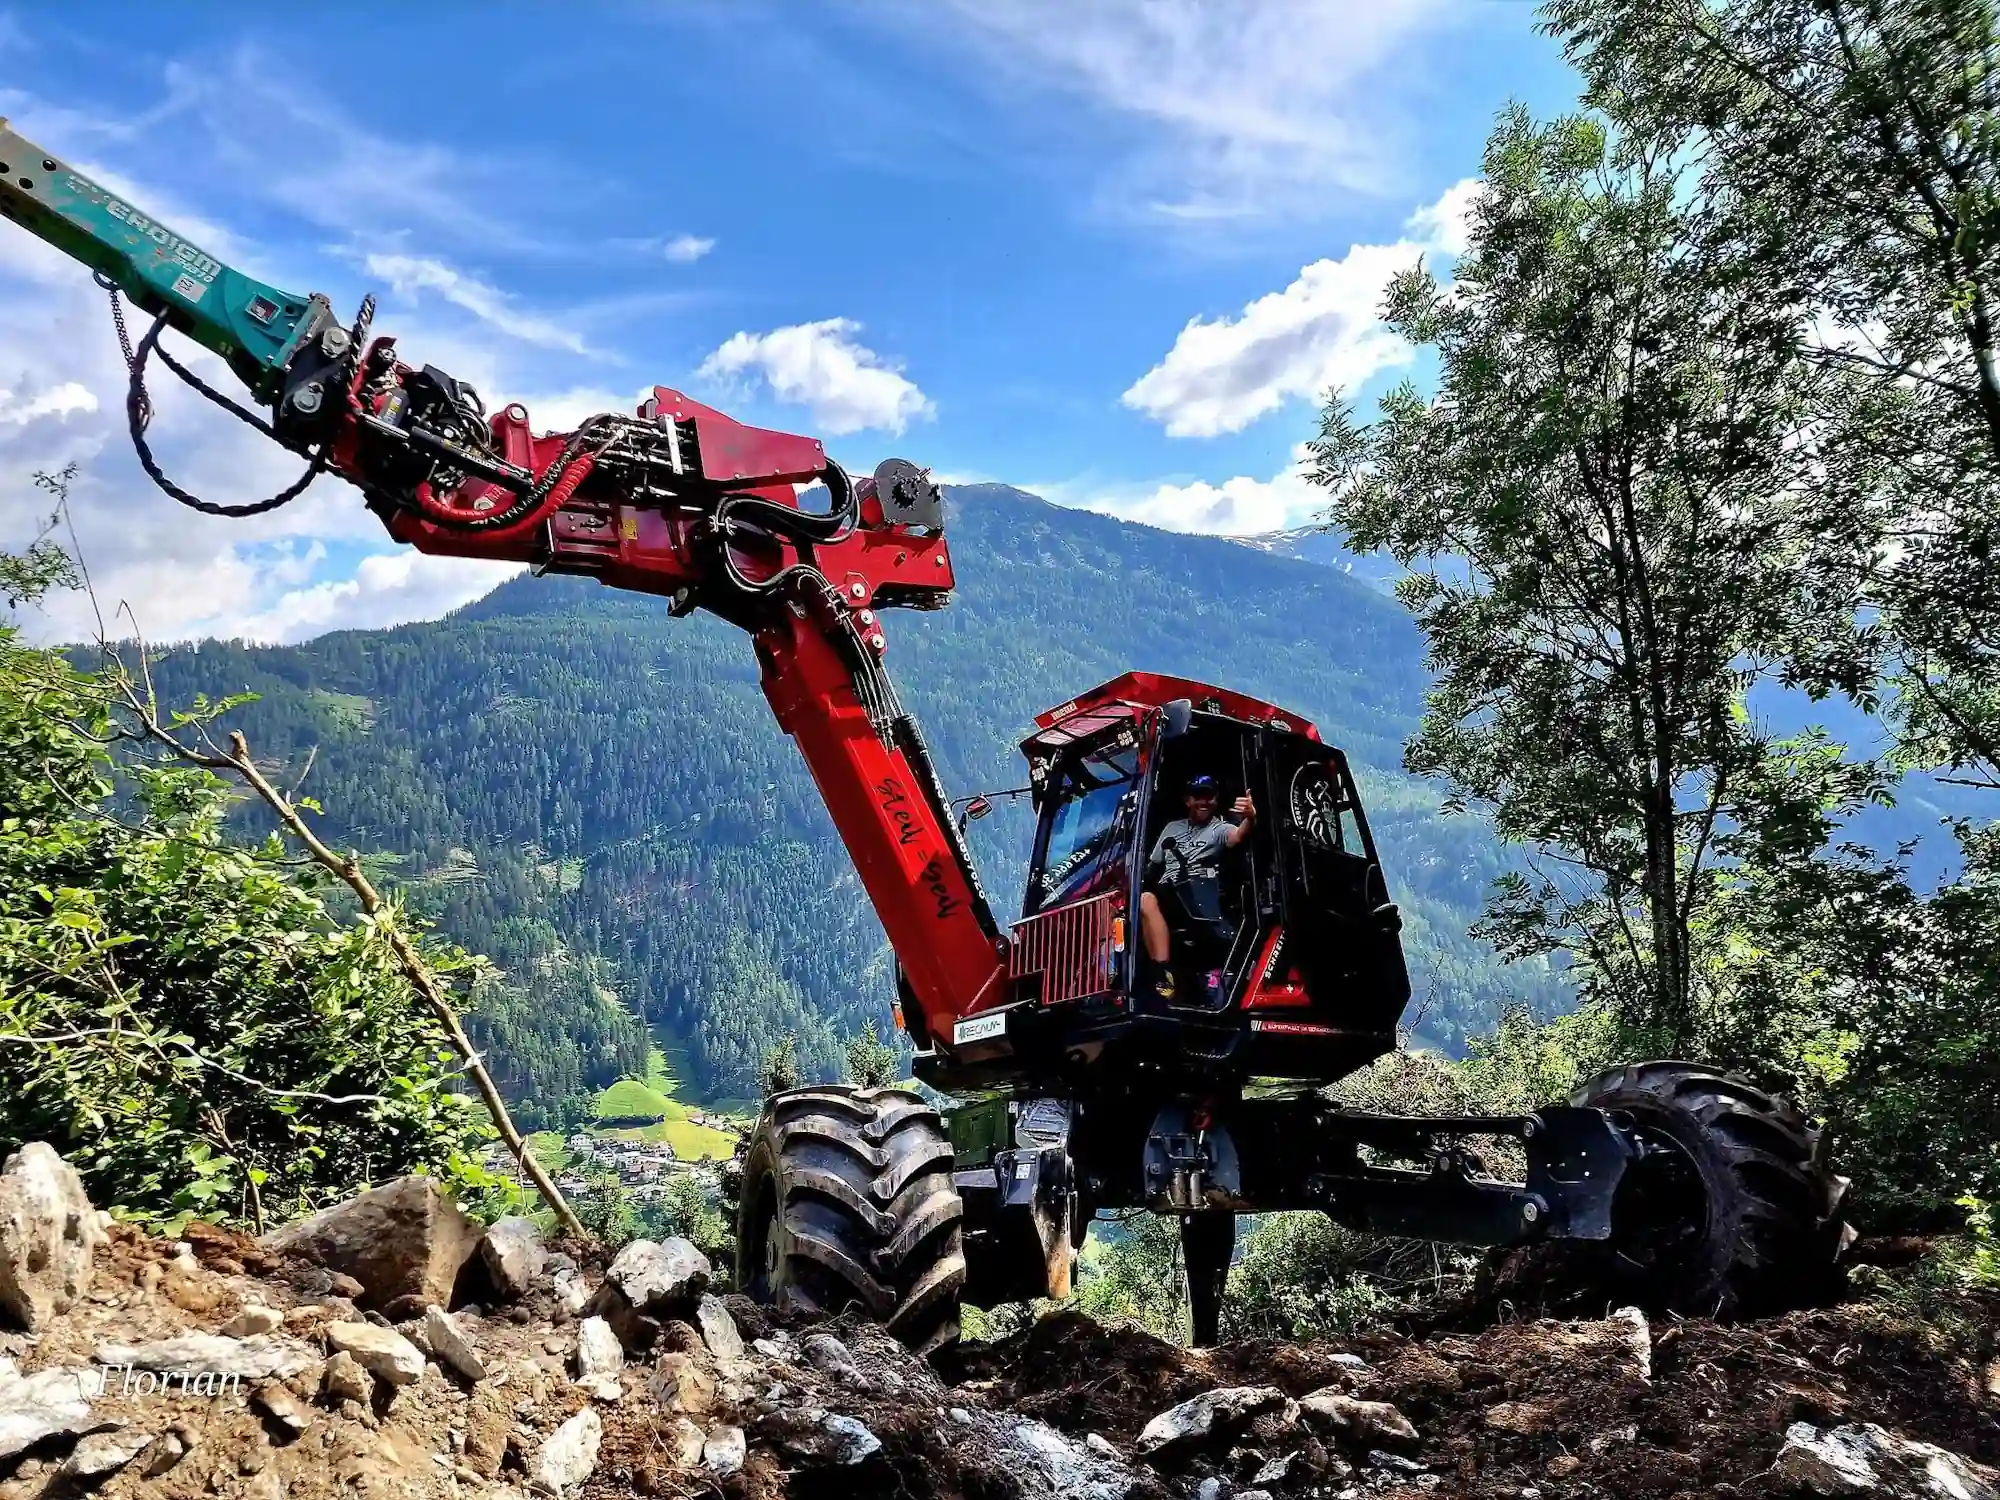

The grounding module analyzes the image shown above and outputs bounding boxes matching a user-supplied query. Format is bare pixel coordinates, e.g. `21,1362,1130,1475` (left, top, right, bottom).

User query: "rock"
1298,1389,1418,1447
647,1352,717,1415
260,1176,480,1312
243,1472,284,1500
0,1364,108,1461
1086,1433,1121,1461
325,1321,426,1385
1137,1387,1296,1458
580,1375,622,1403
1482,1401,1557,1436
1329,1353,1368,1370
96,1332,318,1382
138,1429,189,1478
765,1409,884,1466
0,1143,105,1331
696,1295,746,1363
600,1238,710,1314
479,1217,547,1301
573,1317,623,1379
1774,1421,1999,1499
1369,1451,1427,1474
1254,1452,1304,1487
61,1428,151,1479
1196,1478,1227,1500
667,1416,706,1467
822,1413,882,1463
224,1305,285,1337
1612,1305,1652,1382
424,1305,487,1382
800,1332,861,1378
1236,1492,1273,1500
321,1351,372,1406
535,1407,602,1495
703,1424,747,1476
548,1258,589,1317
253,1379,314,1437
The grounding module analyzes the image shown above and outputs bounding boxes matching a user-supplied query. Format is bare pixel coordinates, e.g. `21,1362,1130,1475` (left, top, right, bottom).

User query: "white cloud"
890,0,1453,224
1054,444,1322,536
361,252,594,355
662,234,716,263
0,382,95,426
229,550,523,644
1122,178,1478,438
698,318,933,436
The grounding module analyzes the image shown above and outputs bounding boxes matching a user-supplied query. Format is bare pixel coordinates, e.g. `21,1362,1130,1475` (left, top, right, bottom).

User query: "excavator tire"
736,1085,966,1357
1575,1060,1852,1317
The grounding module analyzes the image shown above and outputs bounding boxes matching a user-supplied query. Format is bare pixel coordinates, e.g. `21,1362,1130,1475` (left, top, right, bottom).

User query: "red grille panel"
1008,893,1121,1006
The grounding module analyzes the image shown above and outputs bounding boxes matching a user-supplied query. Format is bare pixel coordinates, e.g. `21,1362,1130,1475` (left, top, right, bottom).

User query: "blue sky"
0,2,1577,644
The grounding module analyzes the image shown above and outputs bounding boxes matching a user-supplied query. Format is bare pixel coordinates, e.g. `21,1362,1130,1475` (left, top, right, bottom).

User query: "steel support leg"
1182,1210,1234,1348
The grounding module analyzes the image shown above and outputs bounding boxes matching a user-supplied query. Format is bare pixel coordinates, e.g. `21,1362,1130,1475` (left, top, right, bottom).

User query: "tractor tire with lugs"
736,1085,966,1356
1576,1060,1852,1317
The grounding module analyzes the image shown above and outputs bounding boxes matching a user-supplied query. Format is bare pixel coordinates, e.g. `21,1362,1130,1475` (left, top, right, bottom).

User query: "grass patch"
309,689,375,734
601,1116,739,1160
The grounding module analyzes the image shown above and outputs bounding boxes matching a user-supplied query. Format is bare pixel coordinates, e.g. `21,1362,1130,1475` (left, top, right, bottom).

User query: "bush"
0,625,491,1229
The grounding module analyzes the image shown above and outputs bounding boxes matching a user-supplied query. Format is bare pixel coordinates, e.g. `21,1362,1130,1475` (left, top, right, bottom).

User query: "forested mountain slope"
147,484,1559,1118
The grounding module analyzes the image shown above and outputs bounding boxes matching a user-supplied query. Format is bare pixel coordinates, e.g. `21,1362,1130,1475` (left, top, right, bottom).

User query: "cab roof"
1021,671,1320,757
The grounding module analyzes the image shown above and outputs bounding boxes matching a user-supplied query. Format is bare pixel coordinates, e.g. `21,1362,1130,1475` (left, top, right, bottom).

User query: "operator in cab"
1138,773,1254,1003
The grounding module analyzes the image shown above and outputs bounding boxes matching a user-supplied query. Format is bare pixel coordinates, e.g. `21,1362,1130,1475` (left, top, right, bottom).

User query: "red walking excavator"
0,121,1851,1352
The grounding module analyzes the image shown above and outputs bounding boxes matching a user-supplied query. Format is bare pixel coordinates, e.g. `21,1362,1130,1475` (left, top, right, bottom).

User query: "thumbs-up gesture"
1233,792,1256,821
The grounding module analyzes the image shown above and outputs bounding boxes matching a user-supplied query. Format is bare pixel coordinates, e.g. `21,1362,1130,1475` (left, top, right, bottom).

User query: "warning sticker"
171,273,206,304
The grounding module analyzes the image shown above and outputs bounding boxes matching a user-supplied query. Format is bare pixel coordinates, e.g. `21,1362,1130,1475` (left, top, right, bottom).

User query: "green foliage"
1549,0,2000,791
759,1034,802,1097
842,1019,900,1089
1074,1213,1186,1340
0,618,491,1227
1315,105,1881,1056
574,1168,639,1249
1221,1214,1399,1342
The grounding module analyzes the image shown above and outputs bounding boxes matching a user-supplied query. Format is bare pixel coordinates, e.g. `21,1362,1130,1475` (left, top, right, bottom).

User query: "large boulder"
478,1216,546,1302
260,1176,481,1312
0,1143,106,1331
538,1407,603,1494
586,1238,710,1351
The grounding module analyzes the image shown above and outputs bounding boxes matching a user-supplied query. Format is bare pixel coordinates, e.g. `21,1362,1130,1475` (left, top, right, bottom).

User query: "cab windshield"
1031,741,1139,913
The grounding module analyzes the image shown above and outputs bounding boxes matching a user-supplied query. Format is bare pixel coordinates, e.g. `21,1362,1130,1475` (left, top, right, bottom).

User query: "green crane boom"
0,119,332,401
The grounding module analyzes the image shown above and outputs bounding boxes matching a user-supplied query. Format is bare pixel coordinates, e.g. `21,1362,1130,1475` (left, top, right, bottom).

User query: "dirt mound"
955,1290,1999,1499
1,1152,1994,1500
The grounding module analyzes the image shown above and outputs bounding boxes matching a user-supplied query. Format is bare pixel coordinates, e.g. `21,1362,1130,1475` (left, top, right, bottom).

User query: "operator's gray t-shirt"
1148,816,1235,920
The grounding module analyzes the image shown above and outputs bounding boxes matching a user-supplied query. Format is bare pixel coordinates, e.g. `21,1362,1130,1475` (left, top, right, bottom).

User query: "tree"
1547,0,2000,788
759,1033,802,1096
1313,106,1877,1052
842,1019,900,1088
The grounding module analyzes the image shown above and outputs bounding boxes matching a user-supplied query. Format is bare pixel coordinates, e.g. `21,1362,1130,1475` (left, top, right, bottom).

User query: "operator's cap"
1186,774,1219,795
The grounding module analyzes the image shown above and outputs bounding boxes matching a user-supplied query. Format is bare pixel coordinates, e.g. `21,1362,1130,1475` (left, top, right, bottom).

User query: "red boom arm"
314,333,1009,1045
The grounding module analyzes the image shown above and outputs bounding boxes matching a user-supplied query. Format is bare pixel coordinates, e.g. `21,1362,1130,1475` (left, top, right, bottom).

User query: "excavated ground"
2,1210,1994,1500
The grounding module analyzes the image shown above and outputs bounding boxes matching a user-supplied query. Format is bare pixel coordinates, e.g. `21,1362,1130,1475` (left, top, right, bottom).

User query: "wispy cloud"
699,318,933,436
1122,179,1479,437
876,0,1454,225
663,234,716,263
360,252,596,355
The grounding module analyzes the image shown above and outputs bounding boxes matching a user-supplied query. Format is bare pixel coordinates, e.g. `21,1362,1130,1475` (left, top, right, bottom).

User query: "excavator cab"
932,672,1411,1094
